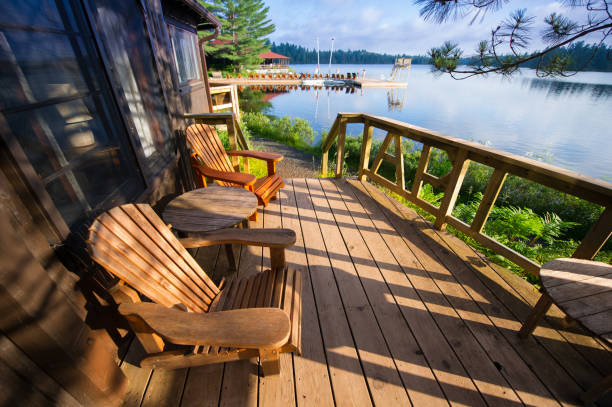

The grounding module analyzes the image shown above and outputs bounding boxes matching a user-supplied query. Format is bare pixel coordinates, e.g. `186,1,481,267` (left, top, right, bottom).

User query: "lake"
247,63,612,180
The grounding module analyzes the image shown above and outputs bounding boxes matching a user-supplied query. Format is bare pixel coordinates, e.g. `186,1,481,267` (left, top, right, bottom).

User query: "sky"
264,1,598,55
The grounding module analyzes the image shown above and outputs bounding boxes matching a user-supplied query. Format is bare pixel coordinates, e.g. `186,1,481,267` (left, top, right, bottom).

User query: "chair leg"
249,210,258,222
518,294,553,338
259,349,280,376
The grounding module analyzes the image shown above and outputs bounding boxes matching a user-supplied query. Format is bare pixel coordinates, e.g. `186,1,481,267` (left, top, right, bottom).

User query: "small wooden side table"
519,258,612,403
163,186,258,270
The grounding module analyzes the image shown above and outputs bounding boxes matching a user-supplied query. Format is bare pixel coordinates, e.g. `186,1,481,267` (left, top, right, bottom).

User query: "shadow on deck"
118,178,612,406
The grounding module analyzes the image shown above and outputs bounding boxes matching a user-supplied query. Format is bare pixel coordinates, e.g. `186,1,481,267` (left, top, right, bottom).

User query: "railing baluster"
394,134,405,190
411,144,431,197
572,206,612,259
471,169,507,233
358,121,373,181
335,119,347,178
370,132,393,175
434,149,470,230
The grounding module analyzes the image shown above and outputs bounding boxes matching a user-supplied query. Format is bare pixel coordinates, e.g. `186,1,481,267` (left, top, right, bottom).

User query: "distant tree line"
270,42,430,64
270,41,612,72
517,42,612,73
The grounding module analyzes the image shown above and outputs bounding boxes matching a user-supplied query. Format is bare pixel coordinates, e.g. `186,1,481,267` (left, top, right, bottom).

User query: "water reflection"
522,77,612,100
387,88,407,112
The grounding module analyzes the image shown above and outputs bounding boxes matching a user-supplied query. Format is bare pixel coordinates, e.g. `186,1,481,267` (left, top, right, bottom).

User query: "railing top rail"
324,112,612,207
209,85,234,94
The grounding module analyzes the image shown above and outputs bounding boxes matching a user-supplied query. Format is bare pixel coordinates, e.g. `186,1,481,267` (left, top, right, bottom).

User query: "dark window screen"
0,0,144,229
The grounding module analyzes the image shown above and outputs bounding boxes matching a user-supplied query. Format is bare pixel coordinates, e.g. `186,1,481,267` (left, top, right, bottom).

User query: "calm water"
254,64,612,180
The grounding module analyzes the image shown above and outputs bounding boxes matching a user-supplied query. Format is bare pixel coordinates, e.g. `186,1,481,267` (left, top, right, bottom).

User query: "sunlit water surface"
253,64,612,180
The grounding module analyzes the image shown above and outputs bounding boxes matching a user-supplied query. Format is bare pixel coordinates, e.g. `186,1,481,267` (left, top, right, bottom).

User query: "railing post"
572,206,612,259
434,149,470,230
358,121,373,181
321,151,328,177
335,119,347,178
471,169,507,233
231,84,241,123
411,144,431,197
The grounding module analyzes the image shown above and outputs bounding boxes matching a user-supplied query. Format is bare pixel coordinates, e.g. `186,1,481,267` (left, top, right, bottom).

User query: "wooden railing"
210,85,241,123
321,113,612,276
184,112,249,172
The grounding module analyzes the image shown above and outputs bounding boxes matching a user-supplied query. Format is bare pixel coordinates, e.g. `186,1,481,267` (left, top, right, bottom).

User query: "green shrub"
242,112,319,155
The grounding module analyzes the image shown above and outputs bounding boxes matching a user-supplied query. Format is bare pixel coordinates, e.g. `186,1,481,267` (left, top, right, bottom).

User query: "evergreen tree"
202,0,275,71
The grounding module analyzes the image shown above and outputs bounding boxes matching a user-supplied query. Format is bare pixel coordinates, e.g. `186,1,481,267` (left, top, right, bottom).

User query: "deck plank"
292,179,373,406
141,369,187,407
259,194,297,407
279,182,335,406
217,208,264,407
319,178,450,406
344,179,565,406
119,339,152,407
305,178,410,406
180,365,224,407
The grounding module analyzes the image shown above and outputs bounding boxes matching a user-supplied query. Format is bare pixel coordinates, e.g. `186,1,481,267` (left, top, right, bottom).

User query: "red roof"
210,39,233,45
258,51,289,59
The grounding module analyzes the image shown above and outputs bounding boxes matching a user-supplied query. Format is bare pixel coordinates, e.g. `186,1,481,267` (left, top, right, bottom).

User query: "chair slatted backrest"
87,203,220,313
186,123,235,186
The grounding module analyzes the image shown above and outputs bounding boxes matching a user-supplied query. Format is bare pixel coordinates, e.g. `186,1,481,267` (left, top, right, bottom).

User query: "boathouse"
1,0,611,405
257,50,290,73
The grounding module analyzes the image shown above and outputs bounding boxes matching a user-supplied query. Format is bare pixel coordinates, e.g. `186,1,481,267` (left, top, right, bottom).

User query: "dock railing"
321,112,612,276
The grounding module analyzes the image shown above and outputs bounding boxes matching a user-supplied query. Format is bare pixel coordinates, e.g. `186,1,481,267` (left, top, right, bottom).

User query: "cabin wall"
0,0,213,404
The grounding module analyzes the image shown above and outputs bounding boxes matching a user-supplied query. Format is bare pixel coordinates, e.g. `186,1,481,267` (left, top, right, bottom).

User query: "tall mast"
316,37,320,74
328,37,334,73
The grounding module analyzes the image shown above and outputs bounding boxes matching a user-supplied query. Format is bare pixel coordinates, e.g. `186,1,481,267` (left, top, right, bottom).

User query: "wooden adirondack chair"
87,203,302,375
186,123,284,211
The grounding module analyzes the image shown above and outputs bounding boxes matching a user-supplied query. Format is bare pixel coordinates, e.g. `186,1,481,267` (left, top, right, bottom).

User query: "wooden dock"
118,178,612,406
209,78,407,88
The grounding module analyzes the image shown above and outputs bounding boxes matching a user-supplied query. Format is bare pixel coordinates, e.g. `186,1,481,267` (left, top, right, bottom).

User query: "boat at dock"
302,79,325,86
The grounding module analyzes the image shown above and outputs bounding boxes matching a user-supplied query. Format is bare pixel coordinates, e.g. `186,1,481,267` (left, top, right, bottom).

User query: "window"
87,0,173,168
0,0,144,230
169,24,201,84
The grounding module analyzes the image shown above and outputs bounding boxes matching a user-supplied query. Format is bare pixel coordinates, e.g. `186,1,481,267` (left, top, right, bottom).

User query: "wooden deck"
118,178,612,406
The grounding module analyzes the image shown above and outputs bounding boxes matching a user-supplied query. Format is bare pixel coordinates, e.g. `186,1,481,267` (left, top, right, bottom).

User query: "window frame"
167,19,203,88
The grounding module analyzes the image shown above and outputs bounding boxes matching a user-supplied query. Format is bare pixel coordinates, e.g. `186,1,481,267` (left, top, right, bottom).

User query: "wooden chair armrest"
179,228,296,249
118,303,290,349
193,163,256,186
227,150,284,163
